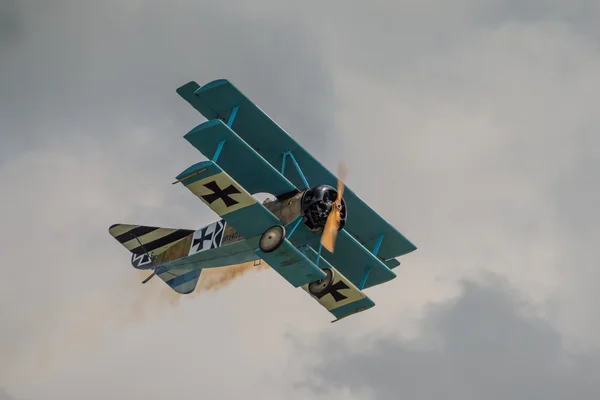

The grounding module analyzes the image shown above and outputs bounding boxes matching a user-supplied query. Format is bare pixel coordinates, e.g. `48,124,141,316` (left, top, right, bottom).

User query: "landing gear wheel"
308,268,335,296
259,225,286,253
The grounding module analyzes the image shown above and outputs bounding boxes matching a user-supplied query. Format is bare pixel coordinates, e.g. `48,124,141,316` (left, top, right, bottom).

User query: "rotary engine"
301,184,347,232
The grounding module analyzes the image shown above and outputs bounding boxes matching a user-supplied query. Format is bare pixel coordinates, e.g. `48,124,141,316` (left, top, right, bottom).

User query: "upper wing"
176,79,416,262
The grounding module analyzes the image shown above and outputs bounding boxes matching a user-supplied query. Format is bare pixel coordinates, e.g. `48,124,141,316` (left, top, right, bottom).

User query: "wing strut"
281,151,310,189
372,233,385,255
358,266,371,290
209,105,238,163
286,215,303,240
213,140,226,162
358,234,385,289
227,106,240,127
315,242,323,266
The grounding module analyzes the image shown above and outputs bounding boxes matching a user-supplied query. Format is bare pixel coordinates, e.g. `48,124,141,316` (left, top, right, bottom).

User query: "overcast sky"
1,1,599,399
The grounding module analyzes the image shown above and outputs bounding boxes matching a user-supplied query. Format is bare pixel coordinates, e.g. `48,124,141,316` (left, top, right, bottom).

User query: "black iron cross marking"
201,181,240,208
192,226,213,251
313,280,350,302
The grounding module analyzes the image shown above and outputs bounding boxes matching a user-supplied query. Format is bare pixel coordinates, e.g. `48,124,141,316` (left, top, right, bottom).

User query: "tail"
108,223,201,294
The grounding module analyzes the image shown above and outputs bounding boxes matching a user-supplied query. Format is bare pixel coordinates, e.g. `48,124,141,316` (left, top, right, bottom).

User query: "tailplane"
155,268,202,294
109,223,203,294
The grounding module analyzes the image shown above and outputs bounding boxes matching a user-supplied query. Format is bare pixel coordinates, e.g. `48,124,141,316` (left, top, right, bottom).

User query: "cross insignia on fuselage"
192,226,213,251
201,181,241,208
313,280,350,302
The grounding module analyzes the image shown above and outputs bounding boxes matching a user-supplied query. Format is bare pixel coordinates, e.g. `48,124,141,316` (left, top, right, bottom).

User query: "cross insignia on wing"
201,181,241,208
313,280,350,302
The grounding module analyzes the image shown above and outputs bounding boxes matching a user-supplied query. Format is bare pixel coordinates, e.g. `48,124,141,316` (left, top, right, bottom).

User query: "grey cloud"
0,388,18,400
0,0,21,43
296,276,600,399
0,0,335,164
306,0,600,82
474,0,600,36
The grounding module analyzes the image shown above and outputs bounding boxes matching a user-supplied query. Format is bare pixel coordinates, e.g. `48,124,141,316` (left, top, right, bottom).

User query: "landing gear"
259,225,286,253
308,268,335,296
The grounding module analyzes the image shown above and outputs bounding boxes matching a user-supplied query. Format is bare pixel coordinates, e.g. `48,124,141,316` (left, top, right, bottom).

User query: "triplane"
109,79,416,322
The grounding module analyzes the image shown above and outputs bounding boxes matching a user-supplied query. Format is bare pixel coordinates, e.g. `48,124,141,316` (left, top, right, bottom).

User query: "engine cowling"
300,184,347,232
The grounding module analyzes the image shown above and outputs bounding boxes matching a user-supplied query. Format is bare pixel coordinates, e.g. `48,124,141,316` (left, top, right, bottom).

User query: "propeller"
320,161,347,253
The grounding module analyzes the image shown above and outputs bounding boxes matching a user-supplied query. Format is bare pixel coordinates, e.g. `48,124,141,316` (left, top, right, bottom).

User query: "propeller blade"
320,161,347,253
321,206,340,253
337,161,347,201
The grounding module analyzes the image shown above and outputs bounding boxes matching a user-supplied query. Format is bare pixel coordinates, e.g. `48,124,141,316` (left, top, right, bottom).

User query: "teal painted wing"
298,246,376,322
257,239,376,320
316,229,397,288
177,79,416,263
257,240,326,288
175,160,326,287
288,222,397,289
175,160,278,238
183,119,297,197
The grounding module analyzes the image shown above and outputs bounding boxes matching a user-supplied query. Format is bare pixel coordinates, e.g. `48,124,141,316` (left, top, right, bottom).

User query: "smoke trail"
152,261,271,303
194,261,270,293
13,262,270,378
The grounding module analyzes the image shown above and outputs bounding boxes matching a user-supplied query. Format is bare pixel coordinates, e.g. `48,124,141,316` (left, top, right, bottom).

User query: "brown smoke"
195,261,270,292
149,260,270,304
